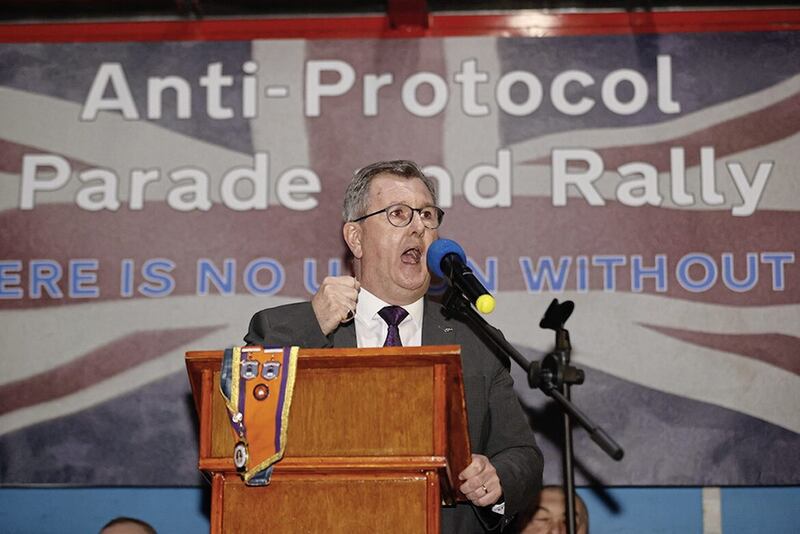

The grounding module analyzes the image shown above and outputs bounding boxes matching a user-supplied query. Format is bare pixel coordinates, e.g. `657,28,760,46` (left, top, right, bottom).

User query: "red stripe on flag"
0,199,796,308
0,138,95,175
522,91,800,171
640,323,800,375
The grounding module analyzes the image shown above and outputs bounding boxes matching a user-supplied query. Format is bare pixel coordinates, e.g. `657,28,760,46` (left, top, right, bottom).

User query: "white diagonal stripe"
494,291,800,433
0,294,298,436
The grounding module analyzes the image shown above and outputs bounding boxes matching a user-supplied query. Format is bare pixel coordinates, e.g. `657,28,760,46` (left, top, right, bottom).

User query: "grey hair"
342,160,438,222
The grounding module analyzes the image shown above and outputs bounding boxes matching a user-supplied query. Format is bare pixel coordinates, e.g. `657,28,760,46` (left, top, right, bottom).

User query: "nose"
408,209,426,232
550,522,567,534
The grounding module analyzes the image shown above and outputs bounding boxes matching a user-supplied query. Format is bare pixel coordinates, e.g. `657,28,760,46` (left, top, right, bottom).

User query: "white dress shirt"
353,288,424,348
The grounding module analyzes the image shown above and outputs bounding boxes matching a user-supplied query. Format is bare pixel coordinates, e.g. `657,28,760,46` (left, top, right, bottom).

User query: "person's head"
518,486,589,534
342,160,441,305
99,517,157,534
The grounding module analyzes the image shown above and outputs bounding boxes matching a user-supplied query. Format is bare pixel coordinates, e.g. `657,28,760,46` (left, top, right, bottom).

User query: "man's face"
521,488,588,534
344,173,438,305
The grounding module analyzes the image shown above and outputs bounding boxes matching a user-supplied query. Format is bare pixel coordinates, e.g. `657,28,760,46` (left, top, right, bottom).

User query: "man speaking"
245,160,543,532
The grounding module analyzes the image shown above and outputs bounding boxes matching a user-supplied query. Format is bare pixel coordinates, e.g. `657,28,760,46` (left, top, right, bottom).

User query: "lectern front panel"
221,474,428,533
210,366,435,459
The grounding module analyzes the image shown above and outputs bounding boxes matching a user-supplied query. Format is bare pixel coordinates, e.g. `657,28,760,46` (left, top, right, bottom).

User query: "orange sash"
220,346,299,484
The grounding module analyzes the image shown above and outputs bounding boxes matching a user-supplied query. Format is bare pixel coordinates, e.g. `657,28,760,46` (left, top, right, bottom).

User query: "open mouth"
401,246,422,264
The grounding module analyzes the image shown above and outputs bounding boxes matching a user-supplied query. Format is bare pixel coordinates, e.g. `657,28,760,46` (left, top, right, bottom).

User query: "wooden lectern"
185,345,471,533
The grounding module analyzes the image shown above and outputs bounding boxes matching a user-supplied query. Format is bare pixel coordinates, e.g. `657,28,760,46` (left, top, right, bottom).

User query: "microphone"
427,238,495,314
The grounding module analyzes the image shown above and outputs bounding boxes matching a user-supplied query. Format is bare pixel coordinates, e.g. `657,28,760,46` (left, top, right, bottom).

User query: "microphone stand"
441,289,624,534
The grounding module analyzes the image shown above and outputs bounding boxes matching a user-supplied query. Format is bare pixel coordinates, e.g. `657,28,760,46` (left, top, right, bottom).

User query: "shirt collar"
356,287,424,327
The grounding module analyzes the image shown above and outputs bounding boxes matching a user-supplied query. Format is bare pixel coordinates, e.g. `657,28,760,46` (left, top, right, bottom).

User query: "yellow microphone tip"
476,294,495,314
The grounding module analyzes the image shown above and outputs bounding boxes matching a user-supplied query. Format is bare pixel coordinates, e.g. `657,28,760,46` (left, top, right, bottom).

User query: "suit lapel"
422,297,457,346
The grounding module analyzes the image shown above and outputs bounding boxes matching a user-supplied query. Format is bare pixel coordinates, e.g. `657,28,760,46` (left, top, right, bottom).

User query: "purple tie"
378,305,409,347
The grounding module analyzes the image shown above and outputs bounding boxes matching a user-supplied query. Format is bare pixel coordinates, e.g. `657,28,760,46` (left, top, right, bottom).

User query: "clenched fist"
311,276,360,335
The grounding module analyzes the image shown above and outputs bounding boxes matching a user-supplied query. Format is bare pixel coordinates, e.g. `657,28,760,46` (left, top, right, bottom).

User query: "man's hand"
459,453,502,507
311,276,360,335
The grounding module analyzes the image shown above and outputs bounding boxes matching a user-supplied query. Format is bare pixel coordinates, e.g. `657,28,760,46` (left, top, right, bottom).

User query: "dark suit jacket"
245,298,543,533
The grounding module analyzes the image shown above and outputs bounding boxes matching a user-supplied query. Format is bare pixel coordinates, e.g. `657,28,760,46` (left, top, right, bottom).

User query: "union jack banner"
0,30,797,486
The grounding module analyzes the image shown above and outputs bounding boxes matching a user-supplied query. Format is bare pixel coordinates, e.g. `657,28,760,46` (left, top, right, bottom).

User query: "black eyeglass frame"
350,203,445,229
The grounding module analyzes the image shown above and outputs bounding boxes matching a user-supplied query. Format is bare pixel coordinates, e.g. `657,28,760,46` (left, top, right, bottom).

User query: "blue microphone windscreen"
426,238,466,279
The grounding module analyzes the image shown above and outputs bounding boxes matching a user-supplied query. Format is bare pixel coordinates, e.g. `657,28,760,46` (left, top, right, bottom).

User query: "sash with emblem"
219,346,299,485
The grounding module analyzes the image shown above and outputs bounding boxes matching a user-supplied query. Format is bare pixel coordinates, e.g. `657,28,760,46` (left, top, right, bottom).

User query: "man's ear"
343,222,362,259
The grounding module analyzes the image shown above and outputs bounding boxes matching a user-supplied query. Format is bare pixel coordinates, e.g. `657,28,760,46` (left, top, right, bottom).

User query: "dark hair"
342,160,437,221
100,516,157,534
512,485,589,534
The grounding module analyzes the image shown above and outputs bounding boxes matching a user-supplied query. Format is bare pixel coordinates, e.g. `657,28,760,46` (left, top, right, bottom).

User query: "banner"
0,30,797,486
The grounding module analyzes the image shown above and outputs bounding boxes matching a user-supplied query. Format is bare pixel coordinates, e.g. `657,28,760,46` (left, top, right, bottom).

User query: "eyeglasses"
351,203,445,229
